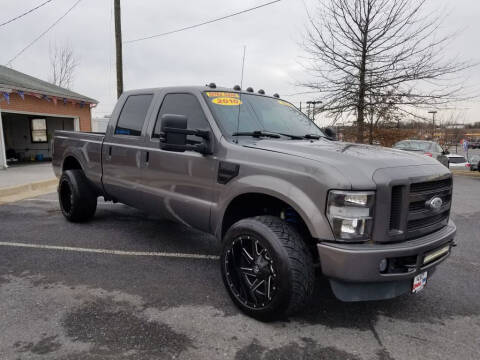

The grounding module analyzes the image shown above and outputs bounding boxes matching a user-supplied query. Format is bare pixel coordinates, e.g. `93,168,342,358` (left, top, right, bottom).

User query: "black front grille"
409,193,451,212
405,177,452,239
407,210,450,231
389,186,403,230
410,178,452,193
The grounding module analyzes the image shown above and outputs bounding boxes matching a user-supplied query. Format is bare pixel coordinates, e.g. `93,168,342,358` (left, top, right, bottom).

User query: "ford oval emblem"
426,197,443,211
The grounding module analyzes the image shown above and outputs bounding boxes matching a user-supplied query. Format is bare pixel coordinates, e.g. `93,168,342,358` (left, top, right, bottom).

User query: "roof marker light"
258,89,265,94
246,87,254,92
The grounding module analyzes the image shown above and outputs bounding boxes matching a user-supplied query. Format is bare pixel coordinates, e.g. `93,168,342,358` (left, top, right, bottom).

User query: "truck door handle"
145,151,150,165
108,146,112,156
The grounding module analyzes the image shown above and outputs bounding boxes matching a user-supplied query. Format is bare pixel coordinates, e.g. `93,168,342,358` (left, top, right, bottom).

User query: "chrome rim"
224,235,277,309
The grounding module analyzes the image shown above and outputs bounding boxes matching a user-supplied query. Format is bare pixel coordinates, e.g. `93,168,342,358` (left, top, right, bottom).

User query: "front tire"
58,170,97,222
221,215,314,320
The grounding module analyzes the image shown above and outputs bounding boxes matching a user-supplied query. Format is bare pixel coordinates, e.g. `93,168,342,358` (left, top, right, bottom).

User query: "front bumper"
317,220,456,301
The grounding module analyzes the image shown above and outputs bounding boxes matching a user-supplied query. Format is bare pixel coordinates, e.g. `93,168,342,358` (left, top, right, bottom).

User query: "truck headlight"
326,190,375,242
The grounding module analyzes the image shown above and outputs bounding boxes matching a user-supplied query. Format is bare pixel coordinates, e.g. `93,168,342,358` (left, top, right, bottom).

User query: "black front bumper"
316,221,456,301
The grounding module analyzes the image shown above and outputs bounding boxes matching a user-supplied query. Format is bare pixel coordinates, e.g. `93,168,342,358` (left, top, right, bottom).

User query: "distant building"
0,65,98,169
92,115,110,133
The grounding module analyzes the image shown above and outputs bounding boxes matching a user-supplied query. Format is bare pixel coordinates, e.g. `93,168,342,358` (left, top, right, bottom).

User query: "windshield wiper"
232,131,281,138
304,133,322,140
276,132,304,139
232,131,324,140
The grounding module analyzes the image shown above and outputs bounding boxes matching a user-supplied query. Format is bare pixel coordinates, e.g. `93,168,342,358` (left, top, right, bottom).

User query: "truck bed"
52,130,105,190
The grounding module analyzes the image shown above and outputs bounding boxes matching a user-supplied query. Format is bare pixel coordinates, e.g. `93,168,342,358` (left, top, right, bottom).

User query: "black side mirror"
160,114,188,152
160,114,211,154
323,127,337,140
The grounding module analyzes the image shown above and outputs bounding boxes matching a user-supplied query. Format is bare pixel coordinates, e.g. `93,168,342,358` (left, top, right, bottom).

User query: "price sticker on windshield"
212,97,242,106
206,92,239,98
277,100,295,107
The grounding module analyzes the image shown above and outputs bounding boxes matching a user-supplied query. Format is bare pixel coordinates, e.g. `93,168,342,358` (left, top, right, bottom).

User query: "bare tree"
302,0,472,143
49,43,78,89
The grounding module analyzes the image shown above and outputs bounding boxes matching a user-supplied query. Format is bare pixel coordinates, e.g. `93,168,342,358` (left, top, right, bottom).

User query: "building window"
31,118,48,143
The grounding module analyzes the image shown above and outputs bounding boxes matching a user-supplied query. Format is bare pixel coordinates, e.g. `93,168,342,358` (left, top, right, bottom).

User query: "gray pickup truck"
53,85,456,320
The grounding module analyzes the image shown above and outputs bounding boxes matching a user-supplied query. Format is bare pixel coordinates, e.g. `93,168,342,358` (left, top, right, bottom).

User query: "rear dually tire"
58,170,97,222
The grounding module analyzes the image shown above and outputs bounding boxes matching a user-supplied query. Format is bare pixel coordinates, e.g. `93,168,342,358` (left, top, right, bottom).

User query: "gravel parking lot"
0,175,479,360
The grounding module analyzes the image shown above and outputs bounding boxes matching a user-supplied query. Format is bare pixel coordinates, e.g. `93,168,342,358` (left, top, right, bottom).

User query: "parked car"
468,155,480,171
468,140,480,149
393,140,449,167
446,154,471,170
53,85,456,320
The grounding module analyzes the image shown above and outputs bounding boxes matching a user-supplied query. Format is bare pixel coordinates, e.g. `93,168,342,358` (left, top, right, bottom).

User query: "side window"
115,94,153,136
153,93,209,143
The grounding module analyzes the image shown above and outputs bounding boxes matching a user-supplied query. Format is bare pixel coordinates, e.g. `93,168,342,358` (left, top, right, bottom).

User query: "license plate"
412,271,428,293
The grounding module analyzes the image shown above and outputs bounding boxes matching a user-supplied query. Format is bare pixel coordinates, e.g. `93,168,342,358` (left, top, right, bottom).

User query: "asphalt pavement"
0,175,479,360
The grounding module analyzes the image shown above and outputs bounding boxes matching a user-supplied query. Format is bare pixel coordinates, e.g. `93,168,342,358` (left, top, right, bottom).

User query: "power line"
0,0,53,28
124,0,282,44
6,0,82,66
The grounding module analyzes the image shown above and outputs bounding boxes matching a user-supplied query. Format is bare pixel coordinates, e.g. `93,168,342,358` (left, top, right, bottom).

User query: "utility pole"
306,100,322,121
428,110,437,140
114,0,123,98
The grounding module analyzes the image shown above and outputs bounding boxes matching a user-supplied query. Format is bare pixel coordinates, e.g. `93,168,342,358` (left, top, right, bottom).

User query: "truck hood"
244,139,442,188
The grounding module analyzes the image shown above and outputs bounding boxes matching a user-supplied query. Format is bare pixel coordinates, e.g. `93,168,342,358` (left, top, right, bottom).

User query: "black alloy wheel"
58,170,97,222
221,216,314,320
224,235,277,309
59,177,73,215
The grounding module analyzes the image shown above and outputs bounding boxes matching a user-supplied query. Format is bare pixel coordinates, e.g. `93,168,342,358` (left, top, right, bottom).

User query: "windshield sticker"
212,97,242,106
206,92,240,98
277,100,294,107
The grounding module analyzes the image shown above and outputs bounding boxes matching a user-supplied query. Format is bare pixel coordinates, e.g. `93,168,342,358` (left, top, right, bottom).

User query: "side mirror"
323,127,337,140
160,114,188,152
443,149,450,155
160,114,211,154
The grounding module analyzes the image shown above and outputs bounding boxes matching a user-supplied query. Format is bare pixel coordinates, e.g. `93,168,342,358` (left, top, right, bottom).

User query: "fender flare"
212,174,332,241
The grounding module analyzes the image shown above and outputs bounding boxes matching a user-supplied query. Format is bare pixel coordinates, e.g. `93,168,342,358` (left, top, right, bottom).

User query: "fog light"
379,258,388,273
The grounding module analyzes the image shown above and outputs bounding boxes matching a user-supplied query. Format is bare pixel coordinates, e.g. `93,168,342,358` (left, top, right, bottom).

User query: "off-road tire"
58,170,97,222
221,215,314,321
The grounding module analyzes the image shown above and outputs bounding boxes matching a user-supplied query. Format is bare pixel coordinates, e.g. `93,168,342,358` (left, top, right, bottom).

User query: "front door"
142,92,217,232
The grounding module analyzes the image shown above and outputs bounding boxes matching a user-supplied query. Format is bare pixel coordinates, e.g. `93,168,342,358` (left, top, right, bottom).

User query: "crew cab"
52,85,456,320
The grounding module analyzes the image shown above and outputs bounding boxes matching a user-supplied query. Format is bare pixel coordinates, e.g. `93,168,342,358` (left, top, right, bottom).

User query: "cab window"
115,94,153,136
153,93,210,143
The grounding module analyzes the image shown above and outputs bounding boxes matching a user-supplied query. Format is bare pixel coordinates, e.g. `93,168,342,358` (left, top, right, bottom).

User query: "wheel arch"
62,155,83,172
215,175,327,241
220,192,312,238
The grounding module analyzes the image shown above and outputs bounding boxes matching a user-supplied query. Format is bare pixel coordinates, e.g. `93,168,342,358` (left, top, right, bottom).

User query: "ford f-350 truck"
52,85,456,320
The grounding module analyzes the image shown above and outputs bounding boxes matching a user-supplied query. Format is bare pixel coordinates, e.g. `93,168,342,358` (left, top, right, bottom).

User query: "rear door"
141,92,217,232
102,93,154,208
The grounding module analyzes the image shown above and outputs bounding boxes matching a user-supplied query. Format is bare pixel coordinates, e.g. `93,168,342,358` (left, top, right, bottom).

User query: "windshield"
203,92,324,138
394,141,432,151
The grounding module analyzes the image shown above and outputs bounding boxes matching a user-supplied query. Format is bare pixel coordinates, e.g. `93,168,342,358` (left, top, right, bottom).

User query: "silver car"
446,154,471,170
393,140,449,167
